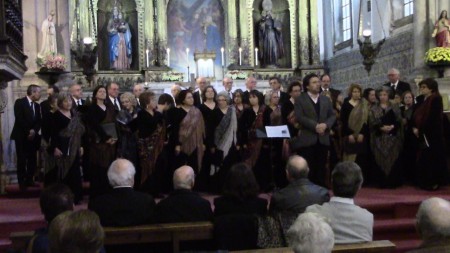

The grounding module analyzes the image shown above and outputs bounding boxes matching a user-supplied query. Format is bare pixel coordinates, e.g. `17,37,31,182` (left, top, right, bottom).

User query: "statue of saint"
258,0,284,67
108,6,132,70
37,11,57,59
432,10,450,48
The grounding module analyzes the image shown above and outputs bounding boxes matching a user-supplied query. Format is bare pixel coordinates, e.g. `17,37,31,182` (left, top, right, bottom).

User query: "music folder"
265,125,291,138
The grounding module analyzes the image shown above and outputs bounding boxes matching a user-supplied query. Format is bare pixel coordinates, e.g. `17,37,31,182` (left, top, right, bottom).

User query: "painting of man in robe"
167,0,224,72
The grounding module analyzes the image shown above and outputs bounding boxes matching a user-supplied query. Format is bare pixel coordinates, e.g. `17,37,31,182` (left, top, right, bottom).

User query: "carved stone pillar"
298,0,310,66
297,0,322,71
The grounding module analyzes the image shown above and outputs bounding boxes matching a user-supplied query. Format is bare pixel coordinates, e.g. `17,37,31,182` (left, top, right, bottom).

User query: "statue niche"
253,0,291,68
97,0,138,70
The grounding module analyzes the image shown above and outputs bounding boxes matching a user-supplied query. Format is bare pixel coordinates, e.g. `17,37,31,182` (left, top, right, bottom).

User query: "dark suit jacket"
88,187,156,226
270,178,330,214
383,80,411,99
154,189,213,223
214,196,268,216
105,96,121,112
278,91,290,106
71,97,88,113
293,92,336,149
193,91,202,107
320,88,341,107
10,97,42,142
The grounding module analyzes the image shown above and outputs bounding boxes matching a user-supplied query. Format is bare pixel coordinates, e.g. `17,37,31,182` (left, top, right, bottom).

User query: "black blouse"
129,110,164,138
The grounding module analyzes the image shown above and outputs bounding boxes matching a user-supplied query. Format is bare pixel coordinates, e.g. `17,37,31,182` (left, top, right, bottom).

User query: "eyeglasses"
217,99,227,102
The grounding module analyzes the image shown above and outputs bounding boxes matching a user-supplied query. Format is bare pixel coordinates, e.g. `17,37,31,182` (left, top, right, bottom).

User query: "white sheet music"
265,125,291,138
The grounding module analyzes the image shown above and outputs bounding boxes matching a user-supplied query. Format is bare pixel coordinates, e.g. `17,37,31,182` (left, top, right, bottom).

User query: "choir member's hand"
175,145,181,155
54,148,63,157
413,127,419,137
79,147,84,157
380,125,390,133
210,147,215,153
348,135,356,144
106,138,116,145
28,129,36,140
243,144,248,149
357,134,364,143
236,145,241,151
316,123,327,135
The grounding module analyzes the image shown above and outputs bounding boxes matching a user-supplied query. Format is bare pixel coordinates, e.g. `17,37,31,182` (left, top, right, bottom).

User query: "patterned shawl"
214,106,237,158
348,98,369,135
179,107,205,170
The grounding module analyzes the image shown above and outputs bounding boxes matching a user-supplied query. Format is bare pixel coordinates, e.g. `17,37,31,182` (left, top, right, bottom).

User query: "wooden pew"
230,240,396,253
10,221,214,253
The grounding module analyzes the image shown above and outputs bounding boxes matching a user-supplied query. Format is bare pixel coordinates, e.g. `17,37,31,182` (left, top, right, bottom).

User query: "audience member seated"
306,161,373,244
213,163,266,250
270,155,330,214
287,212,335,253
27,184,74,253
408,197,450,253
48,210,104,253
88,159,156,226
154,166,213,223
214,163,268,216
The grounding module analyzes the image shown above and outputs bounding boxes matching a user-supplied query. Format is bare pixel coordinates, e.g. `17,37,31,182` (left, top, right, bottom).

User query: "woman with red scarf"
413,78,448,190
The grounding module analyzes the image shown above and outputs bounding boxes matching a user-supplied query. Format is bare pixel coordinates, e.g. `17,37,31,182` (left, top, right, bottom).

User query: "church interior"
1,0,450,252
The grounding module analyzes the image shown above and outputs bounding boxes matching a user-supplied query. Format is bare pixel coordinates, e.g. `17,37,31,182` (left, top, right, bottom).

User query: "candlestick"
255,48,259,66
221,47,224,67
239,47,242,66
167,48,170,67
146,49,149,68
186,48,190,65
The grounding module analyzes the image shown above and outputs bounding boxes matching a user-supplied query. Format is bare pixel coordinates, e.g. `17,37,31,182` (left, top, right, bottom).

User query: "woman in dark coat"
116,92,139,166
50,93,85,203
413,78,448,190
400,90,417,183
86,86,117,199
167,90,205,174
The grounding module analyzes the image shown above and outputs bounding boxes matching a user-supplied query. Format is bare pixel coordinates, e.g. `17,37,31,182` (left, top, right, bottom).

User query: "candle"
186,48,190,65
239,47,242,66
255,48,258,66
167,48,170,67
221,47,224,66
146,49,149,68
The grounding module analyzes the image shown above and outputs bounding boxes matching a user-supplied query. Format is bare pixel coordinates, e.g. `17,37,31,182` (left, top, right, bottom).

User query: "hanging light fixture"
357,0,386,74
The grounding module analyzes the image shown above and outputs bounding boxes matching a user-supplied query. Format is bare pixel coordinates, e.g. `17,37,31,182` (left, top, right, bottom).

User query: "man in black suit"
69,83,86,112
105,82,121,112
270,155,330,214
132,83,144,109
89,159,156,226
11,84,42,189
320,74,340,106
154,166,213,223
193,77,207,107
383,68,411,99
269,76,289,105
243,76,257,105
222,77,234,103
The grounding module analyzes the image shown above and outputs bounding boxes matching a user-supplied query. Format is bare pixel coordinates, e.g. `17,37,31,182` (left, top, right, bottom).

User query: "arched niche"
252,0,291,68
166,0,226,75
95,0,144,70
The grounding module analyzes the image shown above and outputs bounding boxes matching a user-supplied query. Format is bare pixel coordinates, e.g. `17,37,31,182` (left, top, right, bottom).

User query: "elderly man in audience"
270,155,330,214
222,77,234,101
27,184,74,253
155,166,213,223
306,161,373,244
287,212,335,253
383,68,411,99
48,210,104,253
88,159,156,226
408,197,450,253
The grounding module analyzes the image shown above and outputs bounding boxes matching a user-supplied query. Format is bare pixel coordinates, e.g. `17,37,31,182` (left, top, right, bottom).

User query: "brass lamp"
357,30,385,74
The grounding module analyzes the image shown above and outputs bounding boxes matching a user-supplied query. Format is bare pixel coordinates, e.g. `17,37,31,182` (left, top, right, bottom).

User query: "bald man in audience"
243,76,257,105
154,166,213,223
88,159,155,226
270,155,330,214
193,77,208,106
408,197,450,253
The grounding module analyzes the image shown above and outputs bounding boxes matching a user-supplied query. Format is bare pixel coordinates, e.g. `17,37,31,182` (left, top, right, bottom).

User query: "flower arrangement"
226,70,248,80
36,54,67,71
425,47,450,65
161,71,184,82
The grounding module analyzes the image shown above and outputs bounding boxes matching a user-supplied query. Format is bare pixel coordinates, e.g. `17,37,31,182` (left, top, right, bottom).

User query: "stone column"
227,0,238,65
309,0,320,65
298,0,310,66
413,1,429,69
145,0,154,49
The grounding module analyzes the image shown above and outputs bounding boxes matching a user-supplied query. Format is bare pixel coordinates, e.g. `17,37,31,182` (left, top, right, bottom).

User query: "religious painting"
167,0,225,77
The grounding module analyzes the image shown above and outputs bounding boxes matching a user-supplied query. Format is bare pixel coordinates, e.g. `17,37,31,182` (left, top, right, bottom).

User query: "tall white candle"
239,47,242,66
186,48,190,65
146,49,149,68
221,47,224,66
255,48,259,66
167,48,170,67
